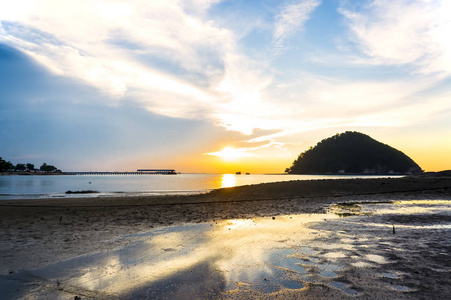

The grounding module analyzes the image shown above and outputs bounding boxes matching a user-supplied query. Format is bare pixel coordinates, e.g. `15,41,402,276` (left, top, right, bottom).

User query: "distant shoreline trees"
0,156,61,173
15,163,26,171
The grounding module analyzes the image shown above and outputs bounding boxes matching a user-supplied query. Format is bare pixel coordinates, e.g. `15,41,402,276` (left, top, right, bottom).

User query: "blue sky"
1,0,450,173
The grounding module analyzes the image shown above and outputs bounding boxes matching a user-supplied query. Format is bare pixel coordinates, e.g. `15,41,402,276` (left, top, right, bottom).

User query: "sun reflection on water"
221,174,236,188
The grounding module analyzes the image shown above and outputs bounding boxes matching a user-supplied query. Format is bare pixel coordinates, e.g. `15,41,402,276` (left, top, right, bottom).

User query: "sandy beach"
1,176,450,299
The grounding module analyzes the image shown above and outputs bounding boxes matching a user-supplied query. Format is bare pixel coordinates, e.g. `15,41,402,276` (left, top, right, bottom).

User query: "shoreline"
1,177,450,270
0,172,68,176
1,175,451,206
1,176,451,298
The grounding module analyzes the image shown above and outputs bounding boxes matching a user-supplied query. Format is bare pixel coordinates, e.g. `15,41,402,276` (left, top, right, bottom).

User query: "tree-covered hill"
0,156,60,173
286,132,423,175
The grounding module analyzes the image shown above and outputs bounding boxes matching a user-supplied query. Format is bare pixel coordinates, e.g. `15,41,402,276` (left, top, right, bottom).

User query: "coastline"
1,176,450,298
1,177,450,268
0,172,67,176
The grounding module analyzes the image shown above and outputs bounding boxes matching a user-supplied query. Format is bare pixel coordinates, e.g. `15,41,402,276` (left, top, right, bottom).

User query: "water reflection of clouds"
77,256,122,291
15,200,451,298
71,231,222,295
48,214,334,297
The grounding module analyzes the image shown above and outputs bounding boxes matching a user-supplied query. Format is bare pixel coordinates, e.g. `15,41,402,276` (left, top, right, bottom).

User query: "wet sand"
1,176,451,299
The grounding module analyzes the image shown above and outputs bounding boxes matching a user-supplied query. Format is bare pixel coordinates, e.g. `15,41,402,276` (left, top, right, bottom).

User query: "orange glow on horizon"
205,147,252,161
113,134,451,174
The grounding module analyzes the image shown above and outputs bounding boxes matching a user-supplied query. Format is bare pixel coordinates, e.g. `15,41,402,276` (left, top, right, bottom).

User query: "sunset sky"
1,0,450,173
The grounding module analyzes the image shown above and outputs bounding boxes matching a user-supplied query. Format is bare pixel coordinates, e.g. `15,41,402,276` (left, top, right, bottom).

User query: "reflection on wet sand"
15,214,338,298
5,200,451,299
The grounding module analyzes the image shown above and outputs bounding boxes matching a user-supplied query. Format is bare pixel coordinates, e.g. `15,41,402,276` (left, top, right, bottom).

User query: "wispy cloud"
0,0,231,105
1,0,451,172
272,0,321,54
0,0,279,130
339,0,451,76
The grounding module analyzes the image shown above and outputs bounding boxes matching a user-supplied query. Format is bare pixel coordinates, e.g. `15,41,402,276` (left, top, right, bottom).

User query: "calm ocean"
0,173,398,200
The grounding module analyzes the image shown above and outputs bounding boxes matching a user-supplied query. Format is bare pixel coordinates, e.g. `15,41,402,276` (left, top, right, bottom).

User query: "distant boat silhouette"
236,172,241,175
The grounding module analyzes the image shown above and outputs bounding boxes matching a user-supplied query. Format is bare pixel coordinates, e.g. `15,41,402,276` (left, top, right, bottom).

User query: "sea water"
0,174,399,200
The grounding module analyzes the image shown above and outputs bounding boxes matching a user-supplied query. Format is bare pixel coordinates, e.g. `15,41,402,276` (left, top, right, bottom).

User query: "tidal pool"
2,200,451,299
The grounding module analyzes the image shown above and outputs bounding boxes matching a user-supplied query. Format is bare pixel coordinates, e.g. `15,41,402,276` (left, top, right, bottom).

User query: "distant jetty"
67,169,177,175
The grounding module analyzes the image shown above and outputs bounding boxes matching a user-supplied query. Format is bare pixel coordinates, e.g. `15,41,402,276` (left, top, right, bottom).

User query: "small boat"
236,172,241,175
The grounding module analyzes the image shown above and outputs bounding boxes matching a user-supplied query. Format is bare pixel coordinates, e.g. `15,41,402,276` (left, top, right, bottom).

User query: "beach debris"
65,190,99,194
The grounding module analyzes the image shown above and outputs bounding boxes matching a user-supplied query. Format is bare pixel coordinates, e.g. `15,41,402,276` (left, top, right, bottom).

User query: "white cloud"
0,0,233,105
0,0,290,139
251,70,451,145
339,0,451,76
1,0,450,162
213,53,275,134
273,0,321,53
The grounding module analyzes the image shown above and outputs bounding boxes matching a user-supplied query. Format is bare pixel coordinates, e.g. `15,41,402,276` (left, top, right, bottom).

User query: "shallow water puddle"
22,214,339,298
319,270,339,278
330,281,359,295
381,272,398,279
392,285,415,292
5,199,451,299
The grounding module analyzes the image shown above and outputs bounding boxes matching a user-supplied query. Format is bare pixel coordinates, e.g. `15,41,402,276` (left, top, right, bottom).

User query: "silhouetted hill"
286,132,423,175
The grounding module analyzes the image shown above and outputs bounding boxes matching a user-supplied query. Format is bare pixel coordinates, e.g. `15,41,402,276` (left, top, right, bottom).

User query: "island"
285,131,423,175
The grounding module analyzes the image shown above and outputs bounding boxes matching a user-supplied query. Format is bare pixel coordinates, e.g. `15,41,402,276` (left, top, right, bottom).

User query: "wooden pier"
66,169,177,175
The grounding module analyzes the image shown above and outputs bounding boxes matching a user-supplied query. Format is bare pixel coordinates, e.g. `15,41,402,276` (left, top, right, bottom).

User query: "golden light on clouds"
1,0,451,173
206,147,252,161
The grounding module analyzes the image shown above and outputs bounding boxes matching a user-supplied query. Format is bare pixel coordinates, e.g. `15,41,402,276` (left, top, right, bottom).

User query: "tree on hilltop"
0,157,14,172
40,163,57,172
15,163,26,171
